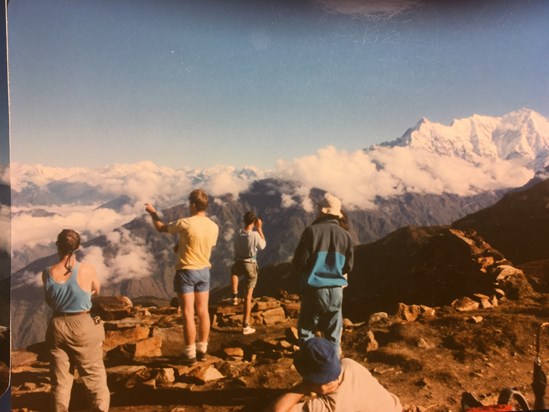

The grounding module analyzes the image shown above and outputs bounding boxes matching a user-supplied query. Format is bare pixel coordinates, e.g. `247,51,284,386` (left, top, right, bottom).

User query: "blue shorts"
174,268,210,294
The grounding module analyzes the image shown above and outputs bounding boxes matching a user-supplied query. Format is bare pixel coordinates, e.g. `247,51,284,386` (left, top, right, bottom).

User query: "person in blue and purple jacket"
292,193,353,355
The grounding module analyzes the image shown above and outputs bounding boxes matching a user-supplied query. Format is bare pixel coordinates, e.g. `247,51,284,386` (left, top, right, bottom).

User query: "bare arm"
42,270,53,307
266,379,340,412
264,383,307,412
77,262,100,295
145,203,168,232
265,378,340,412
255,218,265,240
255,218,267,249
90,267,100,296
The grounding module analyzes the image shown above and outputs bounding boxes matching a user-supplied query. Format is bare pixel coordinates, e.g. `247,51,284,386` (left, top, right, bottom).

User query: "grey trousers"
298,286,344,353
46,313,110,412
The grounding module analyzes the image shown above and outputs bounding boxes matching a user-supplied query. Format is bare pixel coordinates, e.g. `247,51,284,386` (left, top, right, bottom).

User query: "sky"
6,0,549,170
1,0,8,167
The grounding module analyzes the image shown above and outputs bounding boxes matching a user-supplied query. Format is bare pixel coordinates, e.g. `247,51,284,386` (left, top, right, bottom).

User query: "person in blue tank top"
42,229,110,412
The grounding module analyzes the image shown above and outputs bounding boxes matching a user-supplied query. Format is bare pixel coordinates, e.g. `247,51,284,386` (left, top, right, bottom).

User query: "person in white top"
266,337,403,412
231,211,266,335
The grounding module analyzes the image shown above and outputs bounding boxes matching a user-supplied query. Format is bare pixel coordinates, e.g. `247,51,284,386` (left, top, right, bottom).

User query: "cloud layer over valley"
10,109,548,281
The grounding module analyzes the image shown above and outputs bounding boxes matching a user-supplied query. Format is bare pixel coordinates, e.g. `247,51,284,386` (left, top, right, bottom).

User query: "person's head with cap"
318,193,343,218
294,337,342,387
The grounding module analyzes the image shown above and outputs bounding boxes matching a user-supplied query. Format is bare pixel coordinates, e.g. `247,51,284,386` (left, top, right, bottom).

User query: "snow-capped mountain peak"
379,109,549,169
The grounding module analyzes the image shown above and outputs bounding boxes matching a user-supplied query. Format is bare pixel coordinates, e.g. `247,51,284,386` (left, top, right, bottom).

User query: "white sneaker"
242,325,256,335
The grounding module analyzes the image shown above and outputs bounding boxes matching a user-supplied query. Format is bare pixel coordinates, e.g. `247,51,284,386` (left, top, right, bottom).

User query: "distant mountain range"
9,108,549,349
380,108,549,169
11,108,549,209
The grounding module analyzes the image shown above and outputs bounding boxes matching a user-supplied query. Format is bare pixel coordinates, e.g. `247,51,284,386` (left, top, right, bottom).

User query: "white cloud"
224,226,235,243
313,0,423,20
11,161,260,210
69,229,156,286
10,162,89,192
21,237,153,288
201,166,254,198
23,270,43,287
10,162,260,263
95,161,193,204
277,146,380,209
81,245,111,284
8,136,537,267
281,193,297,208
11,204,136,250
275,145,533,209
102,228,154,284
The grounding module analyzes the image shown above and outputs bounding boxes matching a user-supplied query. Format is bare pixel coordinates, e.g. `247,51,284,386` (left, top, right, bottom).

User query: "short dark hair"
189,189,209,211
244,211,256,226
56,229,81,256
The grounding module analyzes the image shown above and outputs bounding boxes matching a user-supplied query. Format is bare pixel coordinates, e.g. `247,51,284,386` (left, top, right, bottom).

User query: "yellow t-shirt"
166,215,219,270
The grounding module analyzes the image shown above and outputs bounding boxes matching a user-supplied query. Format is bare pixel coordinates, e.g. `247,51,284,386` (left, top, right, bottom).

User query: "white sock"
197,341,208,354
185,344,196,359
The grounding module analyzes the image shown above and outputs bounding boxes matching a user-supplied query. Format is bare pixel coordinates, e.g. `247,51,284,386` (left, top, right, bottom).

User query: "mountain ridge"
11,182,505,349
379,108,549,169
11,109,549,210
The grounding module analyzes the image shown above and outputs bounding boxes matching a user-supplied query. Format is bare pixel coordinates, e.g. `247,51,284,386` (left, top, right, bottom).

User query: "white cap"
319,193,342,218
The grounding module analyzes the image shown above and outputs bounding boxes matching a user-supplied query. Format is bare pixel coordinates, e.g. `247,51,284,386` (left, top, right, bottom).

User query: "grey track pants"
46,313,110,411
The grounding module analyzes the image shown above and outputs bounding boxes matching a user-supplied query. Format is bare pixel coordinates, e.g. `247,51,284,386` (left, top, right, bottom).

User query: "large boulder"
345,226,533,321
92,296,134,320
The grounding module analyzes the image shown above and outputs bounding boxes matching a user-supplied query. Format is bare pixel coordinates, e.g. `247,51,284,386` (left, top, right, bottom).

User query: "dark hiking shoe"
197,351,208,361
179,355,196,366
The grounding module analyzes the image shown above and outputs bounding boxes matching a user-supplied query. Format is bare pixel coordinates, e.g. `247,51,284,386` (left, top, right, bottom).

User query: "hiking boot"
196,351,208,361
242,325,256,335
179,355,196,366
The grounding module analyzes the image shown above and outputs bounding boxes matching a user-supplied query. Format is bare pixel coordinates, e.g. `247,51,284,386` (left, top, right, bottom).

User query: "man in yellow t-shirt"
145,189,219,365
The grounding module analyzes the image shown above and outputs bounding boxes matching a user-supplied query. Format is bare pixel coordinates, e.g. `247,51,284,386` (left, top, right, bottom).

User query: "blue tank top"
44,262,92,313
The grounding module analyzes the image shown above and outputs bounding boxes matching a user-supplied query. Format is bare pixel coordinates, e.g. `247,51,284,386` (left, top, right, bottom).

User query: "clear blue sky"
7,0,549,169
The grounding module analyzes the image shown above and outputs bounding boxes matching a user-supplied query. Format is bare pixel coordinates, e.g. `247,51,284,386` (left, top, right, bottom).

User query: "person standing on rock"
231,211,266,335
292,193,353,354
145,189,219,365
42,229,110,412
266,337,403,412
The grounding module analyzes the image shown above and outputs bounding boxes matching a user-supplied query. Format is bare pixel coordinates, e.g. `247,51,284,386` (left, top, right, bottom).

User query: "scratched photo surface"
1,0,10,403
4,0,549,410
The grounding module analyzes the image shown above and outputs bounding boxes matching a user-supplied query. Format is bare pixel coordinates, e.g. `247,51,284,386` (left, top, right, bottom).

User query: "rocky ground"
9,288,549,412
8,177,549,411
